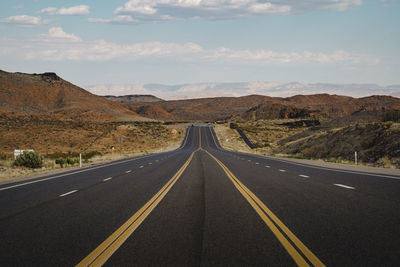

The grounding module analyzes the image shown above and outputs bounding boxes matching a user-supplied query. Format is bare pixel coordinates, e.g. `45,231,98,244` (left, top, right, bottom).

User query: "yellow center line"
198,127,202,150
77,152,195,267
204,150,325,267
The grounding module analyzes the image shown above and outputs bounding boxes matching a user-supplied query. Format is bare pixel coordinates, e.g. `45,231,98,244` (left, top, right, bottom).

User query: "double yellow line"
205,150,325,267
198,127,202,150
78,127,323,266
77,152,195,267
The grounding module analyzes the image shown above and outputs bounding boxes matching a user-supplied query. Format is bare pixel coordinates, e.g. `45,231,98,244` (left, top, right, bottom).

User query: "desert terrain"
1,69,399,180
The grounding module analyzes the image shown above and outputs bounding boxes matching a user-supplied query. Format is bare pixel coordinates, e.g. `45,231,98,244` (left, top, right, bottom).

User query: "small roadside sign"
118,137,123,143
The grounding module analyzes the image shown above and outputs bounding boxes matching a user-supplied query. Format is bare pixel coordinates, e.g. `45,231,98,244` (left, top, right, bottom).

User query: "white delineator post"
355,151,358,165
80,153,82,168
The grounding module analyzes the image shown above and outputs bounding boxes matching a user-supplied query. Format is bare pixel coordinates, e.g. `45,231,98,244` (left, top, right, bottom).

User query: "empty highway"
0,126,399,266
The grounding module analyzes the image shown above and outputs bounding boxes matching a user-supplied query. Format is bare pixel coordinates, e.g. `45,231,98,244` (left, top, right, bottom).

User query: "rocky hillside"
104,95,163,104
278,122,400,168
105,92,400,122
0,70,148,122
237,94,400,122
107,94,276,121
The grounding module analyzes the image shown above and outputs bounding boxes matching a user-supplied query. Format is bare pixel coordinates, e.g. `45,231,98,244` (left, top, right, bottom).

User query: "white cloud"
16,36,377,66
1,15,41,27
48,27,82,42
39,5,90,16
95,0,362,23
88,15,139,24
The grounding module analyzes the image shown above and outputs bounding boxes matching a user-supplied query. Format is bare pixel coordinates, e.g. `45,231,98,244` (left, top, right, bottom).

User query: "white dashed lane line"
255,162,260,165
279,169,286,172
139,166,144,168
103,177,112,182
299,175,309,178
265,165,271,168
148,162,152,165
59,190,78,197
125,170,132,174
334,184,355,190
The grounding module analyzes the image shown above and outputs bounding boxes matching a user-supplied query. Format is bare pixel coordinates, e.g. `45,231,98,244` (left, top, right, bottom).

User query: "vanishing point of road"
0,126,399,266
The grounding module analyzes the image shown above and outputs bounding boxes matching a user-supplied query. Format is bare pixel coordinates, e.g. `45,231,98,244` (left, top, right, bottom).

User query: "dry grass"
0,116,187,180
214,124,254,154
215,119,400,169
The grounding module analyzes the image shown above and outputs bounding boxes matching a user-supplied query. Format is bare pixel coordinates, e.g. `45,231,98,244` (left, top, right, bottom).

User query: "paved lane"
202,126,400,266
0,125,399,266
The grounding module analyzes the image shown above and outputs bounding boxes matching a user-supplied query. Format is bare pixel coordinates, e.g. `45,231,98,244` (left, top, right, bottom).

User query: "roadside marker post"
79,153,82,168
118,136,123,155
355,151,358,165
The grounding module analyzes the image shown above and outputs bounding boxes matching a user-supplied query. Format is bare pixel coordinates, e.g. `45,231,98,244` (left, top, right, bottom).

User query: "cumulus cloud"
0,15,41,27
48,27,82,42
39,5,90,15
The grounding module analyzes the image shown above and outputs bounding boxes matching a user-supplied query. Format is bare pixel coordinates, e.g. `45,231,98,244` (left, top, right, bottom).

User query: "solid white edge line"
334,184,355,190
0,125,193,192
205,126,400,180
0,153,163,192
207,125,400,182
103,177,112,182
59,190,78,197
181,125,191,148
208,126,221,149
223,150,400,180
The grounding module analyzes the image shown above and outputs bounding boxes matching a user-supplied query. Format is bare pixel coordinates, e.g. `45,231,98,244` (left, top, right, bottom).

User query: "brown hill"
104,95,164,105
136,104,178,121
108,94,276,121
0,70,148,121
106,92,400,122
238,94,400,122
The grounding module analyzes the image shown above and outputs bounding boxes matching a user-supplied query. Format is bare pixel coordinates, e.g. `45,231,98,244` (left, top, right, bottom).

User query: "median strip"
77,151,195,267
205,150,325,267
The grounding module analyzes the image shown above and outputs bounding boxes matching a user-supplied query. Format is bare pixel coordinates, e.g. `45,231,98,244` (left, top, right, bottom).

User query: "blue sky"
1,0,399,91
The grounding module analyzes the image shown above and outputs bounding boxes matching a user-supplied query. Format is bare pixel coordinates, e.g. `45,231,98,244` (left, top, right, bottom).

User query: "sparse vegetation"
216,120,400,168
383,110,400,122
0,115,185,179
14,151,43,169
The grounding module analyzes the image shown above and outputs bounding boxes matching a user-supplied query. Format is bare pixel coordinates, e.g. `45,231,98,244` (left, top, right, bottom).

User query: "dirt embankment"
278,122,400,168
215,120,400,168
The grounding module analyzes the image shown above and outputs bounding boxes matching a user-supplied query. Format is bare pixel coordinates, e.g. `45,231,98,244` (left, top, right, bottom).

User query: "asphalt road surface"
1,126,399,266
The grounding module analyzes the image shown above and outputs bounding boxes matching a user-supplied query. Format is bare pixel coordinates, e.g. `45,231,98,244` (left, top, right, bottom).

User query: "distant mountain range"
87,82,400,100
1,69,399,123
